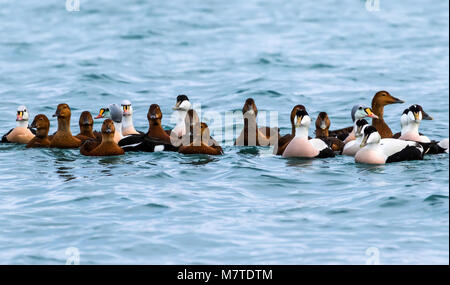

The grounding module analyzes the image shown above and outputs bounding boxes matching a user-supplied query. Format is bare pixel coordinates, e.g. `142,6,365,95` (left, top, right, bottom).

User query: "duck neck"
148,120,168,139
294,126,309,139
371,102,384,122
79,125,94,137
122,115,134,130
404,121,420,136
16,120,28,128
243,115,258,133
57,117,71,133
36,128,49,138
315,128,328,138
101,134,115,144
114,122,123,137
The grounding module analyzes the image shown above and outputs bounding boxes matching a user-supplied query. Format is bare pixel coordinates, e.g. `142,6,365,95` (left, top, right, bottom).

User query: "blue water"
0,0,448,264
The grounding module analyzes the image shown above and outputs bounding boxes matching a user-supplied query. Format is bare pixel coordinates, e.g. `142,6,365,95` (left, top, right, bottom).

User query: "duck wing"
1,128,13,143
328,126,353,141
274,134,294,155
80,139,101,156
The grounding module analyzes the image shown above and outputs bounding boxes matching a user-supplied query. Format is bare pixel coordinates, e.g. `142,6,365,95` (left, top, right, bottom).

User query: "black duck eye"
358,107,363,110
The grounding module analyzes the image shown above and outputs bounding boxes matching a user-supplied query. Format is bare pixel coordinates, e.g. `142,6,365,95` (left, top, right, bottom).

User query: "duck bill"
295,116,302,128
52,112,59,118
172,101,181,110
421,110,433,120
391,96,405,104
95,109,105,119
365,108,379,119
360,135,368,148
16,115,23,121
30,121,37,128
320,121,327,130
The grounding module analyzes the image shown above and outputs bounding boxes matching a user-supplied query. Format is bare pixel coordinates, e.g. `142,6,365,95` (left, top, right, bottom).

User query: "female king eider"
355,126,424,164
274,105,334,158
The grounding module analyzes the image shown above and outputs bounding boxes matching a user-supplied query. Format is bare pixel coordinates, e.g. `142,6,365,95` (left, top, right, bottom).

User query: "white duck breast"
342,119,369,156
282,114,334,158
121,100,141,136
172,97,191,137
355,126,424,164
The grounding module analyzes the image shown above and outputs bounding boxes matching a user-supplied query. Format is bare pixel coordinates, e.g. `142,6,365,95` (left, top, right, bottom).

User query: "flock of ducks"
1,91,448,164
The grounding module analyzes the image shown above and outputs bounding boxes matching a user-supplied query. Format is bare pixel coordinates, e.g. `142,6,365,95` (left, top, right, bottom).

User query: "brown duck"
50,103,82,149
26,114,51,148
80,119,124,156
235,98,279,146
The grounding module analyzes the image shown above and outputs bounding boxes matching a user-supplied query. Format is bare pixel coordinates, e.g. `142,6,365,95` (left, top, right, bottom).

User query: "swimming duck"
118,104,178,152
328,105,378,142
314,112,345,152
371,90,404,138
26,114,51,148
274,105,335,158
397,105,448,154
95,104,124,143
1,105,35,144
171,95,192,137
399,104,433,143
50,103,82,149
342,119,369,156
80,119,125,157
355,126,424,164
179,122,223,155
234,98,279,146
121,100,142,136
76,111,101,143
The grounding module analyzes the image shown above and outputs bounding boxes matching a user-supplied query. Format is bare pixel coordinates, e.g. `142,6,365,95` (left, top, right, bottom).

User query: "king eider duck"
179,122,223,155
329,105,378,142
121,100,143,136
50,103,82,149
80,119,124,157
95,104,124,144
397,104,448,154
26,114,51,148
274,105,334,158
171,95,192,137
76,111,101,143
235,98,279,146
314,111,345,152
342,119,369,156
118,104,178,152
1,105,35,144
355,126,424,164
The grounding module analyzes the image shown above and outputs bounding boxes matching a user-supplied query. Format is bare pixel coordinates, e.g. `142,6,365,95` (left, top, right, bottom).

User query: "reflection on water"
179,155,219,165
284,157,314,169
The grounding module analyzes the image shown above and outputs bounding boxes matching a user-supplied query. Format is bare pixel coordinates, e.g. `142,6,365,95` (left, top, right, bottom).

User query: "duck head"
372,91,404,107
355,118,369,138
79,111,94,128
242,98,258,117
354,106,379,121
95,107,110,119
16,105,30,122
30,114,50,137
101,119,116,139
121,100,133,117
407,104,433,123
290,105,310,128
360,126,381,147
53,103,71,119
315,112,330,131
173,94,191,111
148,104,163,125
